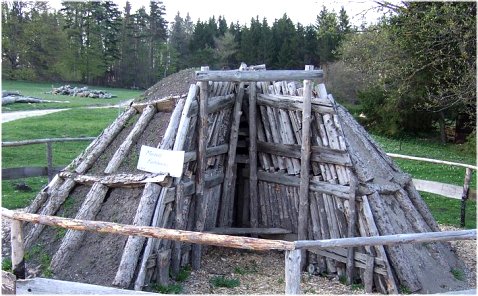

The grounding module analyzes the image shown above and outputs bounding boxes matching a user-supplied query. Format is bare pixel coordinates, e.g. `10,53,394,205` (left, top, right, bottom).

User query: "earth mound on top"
140,68,197,103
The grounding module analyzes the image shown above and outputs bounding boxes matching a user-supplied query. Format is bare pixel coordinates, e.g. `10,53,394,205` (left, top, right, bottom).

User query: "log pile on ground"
2,91,68,105
49,85,116,99
21,65,472,294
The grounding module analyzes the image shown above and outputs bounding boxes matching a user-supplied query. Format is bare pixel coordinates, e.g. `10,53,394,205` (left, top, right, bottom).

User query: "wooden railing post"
460,168,472,227
11,220,25,279
249,82,259,231
46,142,53,182
285,249,301,294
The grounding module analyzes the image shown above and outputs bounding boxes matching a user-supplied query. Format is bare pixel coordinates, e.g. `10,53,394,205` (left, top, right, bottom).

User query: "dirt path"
1,99,133,123
1,109,69,123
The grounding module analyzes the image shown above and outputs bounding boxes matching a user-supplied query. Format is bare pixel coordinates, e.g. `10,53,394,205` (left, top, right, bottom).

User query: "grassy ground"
2,80,142,111
372,134,476,188
2,108,121,168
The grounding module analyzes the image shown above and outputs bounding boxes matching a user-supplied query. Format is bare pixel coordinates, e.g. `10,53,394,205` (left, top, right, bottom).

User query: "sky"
47,0,398,27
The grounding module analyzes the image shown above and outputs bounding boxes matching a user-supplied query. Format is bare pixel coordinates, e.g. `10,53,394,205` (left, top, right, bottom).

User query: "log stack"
22,64,469,294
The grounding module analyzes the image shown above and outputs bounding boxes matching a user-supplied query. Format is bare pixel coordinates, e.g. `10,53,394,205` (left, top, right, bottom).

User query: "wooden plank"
220,83,244,227
2,208,295,251
187,94,235,117
196,69,324,82
346,173,358,285
192,66,210,270
16,278,156,294
257,171,350,199
2,137,95,147
207,227,291,235
285,249,301,294
11,220,25,279
412,178,476,200
298,65,313,268
257,94,335,114
184,144,229,163
58,171,167,187
309,249,387,276
2,166,62,180
256,141,351,166
249,82,259,230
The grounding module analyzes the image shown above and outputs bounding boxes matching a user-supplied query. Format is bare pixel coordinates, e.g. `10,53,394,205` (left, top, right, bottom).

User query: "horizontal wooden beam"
257,94,334,114
257,141,352,166
184,144,229,163
131,95,183,113
257,171,350,199
1,207,295,251
2,137,95,147
195,69,324,82
207,227,292,235
188,94,235,117
387,153,477,170
294,229,477,249
58,172,169,187
182,173,225,196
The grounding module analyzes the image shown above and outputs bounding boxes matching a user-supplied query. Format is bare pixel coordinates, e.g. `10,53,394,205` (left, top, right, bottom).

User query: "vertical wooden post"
285,249,301,295
298,65,313,268
460,168,472,227
346,172,358,285
249,82,259,230
46,142,53,182
364,255,375,293
220,82,245,226
11,220,25,279
192,66,209,270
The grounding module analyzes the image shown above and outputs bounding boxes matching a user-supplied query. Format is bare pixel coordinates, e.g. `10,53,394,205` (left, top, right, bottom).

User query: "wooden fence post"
46,142,53,182
11,220,25,279
460,168,472,227
249,82,259,231
192,66,209,270
298,65,313,269
285,249,301,294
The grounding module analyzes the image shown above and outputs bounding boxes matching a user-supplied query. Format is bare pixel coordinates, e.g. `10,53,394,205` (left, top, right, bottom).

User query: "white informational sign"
137,145,185,177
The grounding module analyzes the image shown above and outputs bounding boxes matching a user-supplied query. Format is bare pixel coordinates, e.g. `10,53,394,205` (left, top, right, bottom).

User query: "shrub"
210,276,240,288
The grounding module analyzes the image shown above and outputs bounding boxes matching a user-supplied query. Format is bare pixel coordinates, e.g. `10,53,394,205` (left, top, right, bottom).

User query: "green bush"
210,276,240,288
151,283,183,294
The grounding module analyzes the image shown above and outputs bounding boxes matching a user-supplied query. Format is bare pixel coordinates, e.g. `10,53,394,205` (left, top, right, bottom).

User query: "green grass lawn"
2,108,120,168
372,134,476,189
2,80,143,111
